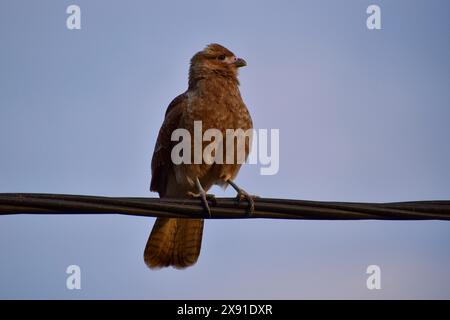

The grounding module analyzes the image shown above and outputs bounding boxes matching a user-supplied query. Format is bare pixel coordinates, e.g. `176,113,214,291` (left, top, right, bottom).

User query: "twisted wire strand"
0,193,449,220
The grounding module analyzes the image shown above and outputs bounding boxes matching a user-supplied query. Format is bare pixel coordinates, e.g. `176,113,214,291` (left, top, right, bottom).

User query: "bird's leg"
227,180,257,215
187,178,216,218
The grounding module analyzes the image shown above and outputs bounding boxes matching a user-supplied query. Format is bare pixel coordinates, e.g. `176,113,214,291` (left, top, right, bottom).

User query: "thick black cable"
0,193,449,220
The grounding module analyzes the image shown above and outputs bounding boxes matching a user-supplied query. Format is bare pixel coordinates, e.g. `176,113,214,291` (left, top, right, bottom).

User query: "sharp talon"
188,191,212,218
188,179,216,218
236,191,256,216
227,180,256,216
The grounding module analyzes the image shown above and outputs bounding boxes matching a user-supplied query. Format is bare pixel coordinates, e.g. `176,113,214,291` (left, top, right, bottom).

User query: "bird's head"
189,43,246,87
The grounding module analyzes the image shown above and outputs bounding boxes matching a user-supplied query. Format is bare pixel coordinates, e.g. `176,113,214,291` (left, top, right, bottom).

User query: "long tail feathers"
144,218,204,269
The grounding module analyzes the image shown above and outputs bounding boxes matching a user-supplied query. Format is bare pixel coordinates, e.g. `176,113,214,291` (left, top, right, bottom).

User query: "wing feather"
150,93,188,196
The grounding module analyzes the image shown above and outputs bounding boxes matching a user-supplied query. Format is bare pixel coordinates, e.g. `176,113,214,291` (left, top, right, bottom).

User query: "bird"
144,43,254,269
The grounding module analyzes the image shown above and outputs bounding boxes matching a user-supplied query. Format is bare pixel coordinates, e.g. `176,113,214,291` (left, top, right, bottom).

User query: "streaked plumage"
144,44,253,269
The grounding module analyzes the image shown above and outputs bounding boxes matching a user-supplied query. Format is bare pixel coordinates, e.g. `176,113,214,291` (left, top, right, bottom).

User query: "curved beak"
234,58,247,68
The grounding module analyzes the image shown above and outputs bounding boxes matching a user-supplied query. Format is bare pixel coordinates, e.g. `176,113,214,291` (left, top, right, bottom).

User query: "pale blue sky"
0,0,449,299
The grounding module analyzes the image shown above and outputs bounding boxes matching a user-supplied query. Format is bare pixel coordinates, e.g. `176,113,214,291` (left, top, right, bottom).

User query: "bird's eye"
217,54,226,61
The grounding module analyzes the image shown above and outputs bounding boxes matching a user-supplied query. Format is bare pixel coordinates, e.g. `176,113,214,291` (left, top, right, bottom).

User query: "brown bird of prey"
144,44,254,269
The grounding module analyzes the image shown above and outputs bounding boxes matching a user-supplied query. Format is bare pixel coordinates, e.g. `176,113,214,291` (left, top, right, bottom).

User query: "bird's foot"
187,191,216,218
227,180,257,215
235,191,258,215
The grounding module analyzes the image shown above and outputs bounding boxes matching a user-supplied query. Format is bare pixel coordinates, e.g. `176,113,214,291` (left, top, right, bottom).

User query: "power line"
1,193,449,220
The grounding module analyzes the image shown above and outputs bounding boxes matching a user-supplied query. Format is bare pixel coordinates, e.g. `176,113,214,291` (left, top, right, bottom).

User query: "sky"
0,0,449,299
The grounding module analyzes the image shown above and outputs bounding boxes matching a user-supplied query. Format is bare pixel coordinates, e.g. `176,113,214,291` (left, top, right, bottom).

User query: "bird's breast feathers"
185,90,252,131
